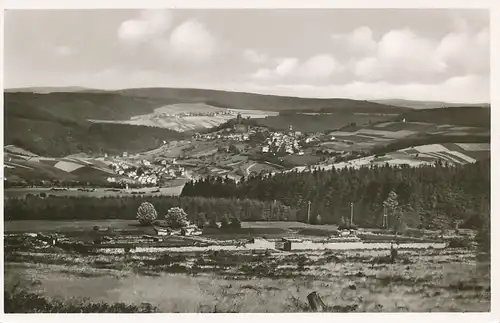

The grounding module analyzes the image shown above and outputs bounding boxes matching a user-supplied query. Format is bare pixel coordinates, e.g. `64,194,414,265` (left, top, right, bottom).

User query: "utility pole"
307,201,312,224
350,202,354,226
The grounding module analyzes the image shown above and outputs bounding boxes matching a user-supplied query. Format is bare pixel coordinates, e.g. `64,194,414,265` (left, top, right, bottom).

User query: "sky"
4,9,490,103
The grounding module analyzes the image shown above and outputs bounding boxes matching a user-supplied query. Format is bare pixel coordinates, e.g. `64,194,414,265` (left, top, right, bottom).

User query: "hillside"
4,89,489,158
5,116,185,157
373,99,490,110
3,89,407,156
400,106,490,128
4,147,121,186
4,92,187,157
5,86,102,93
115,87,409,113
4,92,168,121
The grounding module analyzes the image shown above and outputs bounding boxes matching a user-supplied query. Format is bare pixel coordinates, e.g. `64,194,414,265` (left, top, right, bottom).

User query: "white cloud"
332,26,376,57
332,22,489,84
301,54,338,79
243,49,268,64
250,55,338,82
436,27,489,75
169,19,217,63
275,58,299,76
118,10,172,42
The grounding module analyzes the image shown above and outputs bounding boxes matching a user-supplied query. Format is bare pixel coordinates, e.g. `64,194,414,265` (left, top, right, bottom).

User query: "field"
90,103,279,132
4,244,490,312
290,142,490,173
254,113,391,133
326,121,488,152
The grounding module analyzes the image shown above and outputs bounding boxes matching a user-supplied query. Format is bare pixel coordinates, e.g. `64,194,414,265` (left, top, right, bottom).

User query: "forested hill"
181,159,490,230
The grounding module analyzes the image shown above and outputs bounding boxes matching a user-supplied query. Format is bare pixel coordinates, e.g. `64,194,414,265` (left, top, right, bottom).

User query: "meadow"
4,246,490,313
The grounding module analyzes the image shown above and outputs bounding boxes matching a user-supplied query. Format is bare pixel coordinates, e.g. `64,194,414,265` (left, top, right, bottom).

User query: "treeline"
4,195,296,222
200,117,269,134
4,289,157,313
400,106,490,128
181,159,490,230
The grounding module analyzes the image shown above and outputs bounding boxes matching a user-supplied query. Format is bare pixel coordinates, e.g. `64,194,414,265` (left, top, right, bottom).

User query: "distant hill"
115,87,410,113
400,106,490,128
5,87,488,157
5,86,103,93
373,99,490,110
4,88,408,156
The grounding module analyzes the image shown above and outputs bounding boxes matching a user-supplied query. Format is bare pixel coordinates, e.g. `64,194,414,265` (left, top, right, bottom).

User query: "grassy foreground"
4,246,490,313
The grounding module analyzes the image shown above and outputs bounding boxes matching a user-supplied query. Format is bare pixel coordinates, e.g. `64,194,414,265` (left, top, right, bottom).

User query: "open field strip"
445,150,477,163
54,161,85,172
456,143,490,151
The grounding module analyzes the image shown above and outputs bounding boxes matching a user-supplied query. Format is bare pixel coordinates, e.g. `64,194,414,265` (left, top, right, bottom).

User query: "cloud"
250,54,338,82
243,49,268,64
332,26,377,57
301,54,339,79
275,58,299,76
436,27,489,75
169,19,217,63
118,10,172,42
349,26,489,83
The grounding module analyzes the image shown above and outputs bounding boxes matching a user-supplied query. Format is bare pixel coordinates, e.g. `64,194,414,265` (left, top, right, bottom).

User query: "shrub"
136,202,158,225
165,207,189,229
4,289,158,313
338,224,358,230
220,216,230,230
196,213,207,228
207,218,219,229
447,238,471,248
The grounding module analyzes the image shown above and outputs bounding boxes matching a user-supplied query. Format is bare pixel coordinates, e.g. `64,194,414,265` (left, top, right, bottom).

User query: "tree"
230,217,242,229
196,213,207,229
136,202,158,225
383,191,399,229
165,207,189,229
207,218,219,229
221,216,230,230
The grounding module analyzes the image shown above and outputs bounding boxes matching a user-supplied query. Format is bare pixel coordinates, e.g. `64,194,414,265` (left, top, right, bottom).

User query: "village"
107,158,186,186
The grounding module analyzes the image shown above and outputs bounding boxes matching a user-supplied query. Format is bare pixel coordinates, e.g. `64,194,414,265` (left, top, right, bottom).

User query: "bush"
338,224,358,230
220,216,230,230
207,218,219,229
136,202,158,225
196,213,207,229
447,238,471,248
165,207,189,229
4,290,158,313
